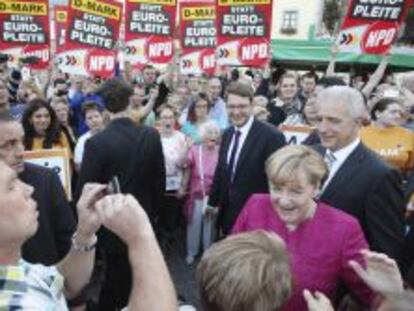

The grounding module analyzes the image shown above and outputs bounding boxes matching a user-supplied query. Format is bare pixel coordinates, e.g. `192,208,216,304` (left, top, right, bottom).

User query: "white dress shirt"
321,138,361,193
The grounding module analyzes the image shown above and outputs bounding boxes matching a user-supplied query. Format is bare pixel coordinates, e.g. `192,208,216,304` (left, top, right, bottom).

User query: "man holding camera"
0,160,176,310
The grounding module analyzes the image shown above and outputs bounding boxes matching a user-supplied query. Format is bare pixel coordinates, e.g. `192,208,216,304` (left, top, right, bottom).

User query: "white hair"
317,86,366,119
199,120,221,140
209,77,222,86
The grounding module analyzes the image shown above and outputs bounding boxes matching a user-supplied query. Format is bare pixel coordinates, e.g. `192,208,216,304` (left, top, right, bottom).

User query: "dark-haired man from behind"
0,111,76,265
76,78,165,310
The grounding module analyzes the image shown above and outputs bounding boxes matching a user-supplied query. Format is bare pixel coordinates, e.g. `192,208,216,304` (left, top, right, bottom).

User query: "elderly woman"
232,145,375,310
182,120,220,264
22,98,72,156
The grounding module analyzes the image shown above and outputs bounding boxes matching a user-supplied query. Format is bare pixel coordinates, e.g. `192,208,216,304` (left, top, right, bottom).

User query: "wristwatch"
71,233,97,252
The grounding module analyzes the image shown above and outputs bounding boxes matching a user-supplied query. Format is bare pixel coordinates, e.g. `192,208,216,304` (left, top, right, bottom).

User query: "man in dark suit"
0,111,76,265
20,163,76,264
76,78,165,311
315,86,405,261
209,81,286,235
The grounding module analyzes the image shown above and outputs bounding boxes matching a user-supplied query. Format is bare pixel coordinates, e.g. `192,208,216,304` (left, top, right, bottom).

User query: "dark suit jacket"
402,224,414,287
209,119,286,234
317,143,406,260
76,118,165,253
21,163,76,265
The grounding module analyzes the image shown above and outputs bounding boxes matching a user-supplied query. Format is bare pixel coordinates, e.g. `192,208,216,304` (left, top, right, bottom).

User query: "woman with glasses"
181,92,215,145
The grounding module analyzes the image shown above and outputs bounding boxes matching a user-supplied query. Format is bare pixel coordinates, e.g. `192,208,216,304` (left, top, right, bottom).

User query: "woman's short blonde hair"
198,230,292,311
266,145,328,188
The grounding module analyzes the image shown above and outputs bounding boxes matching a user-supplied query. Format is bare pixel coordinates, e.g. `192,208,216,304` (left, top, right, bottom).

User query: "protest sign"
216,0,272,67
0,0,50,69
124,0,176,67
24,149,72,199
56,0,123,78
279,125,313,145
53,5,68,53
179,0,216,75
337,0,412,55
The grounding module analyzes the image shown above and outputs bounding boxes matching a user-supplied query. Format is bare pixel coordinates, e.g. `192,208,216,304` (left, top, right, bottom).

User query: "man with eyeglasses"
209,81,286,236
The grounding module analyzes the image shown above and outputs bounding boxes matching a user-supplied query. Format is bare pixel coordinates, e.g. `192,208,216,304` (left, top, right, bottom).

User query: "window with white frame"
281,10,298,34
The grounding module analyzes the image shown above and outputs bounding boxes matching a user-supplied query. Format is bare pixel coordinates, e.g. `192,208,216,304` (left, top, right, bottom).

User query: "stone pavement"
161,228,200,309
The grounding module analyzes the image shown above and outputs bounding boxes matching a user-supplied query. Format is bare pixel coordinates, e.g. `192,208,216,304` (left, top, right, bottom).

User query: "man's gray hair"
317,86,366,120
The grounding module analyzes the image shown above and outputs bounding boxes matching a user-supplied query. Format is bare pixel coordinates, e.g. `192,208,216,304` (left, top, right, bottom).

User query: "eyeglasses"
227,104,250,111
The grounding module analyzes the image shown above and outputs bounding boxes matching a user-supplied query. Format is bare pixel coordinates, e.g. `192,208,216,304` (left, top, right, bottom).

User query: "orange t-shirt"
31,132,73,158
360,125,414,174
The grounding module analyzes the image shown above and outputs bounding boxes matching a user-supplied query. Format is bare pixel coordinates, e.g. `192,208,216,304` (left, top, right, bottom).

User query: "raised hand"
348,250,404,297
76,183,107,239
330,43,339,56
303,290,334,311
95,194,153,246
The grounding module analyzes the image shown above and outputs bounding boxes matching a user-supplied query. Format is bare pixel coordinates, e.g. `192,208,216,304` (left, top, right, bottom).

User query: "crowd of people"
0,53,414,311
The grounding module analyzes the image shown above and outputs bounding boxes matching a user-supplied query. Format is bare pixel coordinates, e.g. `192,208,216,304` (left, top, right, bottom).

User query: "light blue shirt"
209,97,229,130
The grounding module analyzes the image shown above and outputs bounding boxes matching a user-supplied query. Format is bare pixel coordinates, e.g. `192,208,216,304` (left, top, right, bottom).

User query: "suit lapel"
322,143,366,197
222,127,234,163
219,127,235,187
233,120,260,180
